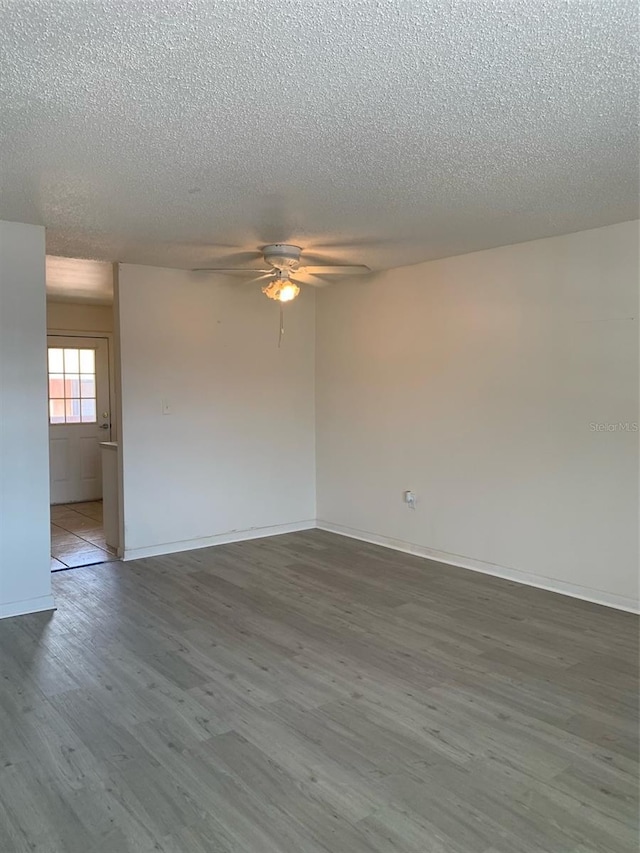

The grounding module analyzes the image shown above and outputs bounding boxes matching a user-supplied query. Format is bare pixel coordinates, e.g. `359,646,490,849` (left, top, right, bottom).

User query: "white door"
47,336,111,504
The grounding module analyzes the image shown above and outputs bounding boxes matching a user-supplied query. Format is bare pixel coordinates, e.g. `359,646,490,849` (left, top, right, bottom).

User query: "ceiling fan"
194,244,370,303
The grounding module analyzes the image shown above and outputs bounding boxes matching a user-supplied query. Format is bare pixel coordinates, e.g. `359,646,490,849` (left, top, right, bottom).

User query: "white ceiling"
1,1,638,272
45,256,114,304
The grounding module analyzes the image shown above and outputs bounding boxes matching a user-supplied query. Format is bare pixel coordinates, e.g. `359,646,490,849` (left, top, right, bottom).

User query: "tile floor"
50,500,119,571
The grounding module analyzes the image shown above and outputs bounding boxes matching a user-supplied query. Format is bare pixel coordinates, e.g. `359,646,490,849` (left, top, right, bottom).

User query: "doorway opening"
46,258,121,571
47,337,118,570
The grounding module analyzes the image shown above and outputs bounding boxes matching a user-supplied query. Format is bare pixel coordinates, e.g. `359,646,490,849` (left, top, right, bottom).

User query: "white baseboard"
123,520,317,561
0,594,57,620
316,520,640,614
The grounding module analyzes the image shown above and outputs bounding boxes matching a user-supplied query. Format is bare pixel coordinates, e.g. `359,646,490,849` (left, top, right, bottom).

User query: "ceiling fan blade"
300,265,371,275
204,250,264,266
192,268,271,274
290,274,330,289
245,272,276,283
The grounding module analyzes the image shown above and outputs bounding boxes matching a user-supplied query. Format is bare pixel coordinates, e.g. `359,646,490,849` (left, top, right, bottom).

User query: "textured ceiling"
1,0,638,271
45,256,113,304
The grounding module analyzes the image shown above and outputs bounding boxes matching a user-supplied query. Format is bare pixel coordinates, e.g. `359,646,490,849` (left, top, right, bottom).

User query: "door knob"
99,423,110,430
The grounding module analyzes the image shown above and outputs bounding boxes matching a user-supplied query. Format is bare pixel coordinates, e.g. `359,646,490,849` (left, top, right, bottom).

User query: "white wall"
316,221,639,611
117,264,316,558
0,221,55,618
47,300,114,333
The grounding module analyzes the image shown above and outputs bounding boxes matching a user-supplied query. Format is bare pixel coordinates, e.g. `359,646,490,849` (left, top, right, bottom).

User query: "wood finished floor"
0,530,637,852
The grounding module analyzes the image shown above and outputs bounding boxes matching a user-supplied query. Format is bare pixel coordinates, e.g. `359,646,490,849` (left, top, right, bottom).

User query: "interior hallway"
50,501,118,570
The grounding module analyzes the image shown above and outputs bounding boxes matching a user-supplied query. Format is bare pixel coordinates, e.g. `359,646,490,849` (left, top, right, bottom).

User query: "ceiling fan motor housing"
262,243,302,270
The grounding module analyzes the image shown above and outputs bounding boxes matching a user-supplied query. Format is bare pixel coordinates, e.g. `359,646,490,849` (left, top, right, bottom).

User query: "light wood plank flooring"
0,529,637,852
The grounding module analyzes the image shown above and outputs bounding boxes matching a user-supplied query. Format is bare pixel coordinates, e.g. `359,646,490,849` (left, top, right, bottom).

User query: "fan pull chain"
278,305,284,348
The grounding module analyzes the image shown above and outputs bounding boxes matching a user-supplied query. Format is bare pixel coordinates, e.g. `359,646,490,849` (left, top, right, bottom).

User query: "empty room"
0,1,638,852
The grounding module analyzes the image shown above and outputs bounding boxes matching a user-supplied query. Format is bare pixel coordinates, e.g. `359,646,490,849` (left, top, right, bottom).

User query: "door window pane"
81,399,96,422
65,399,81,423
80,374,95,397
48,348,63,372
64,349,79,372
49,399,65,424
48,345,99,424
64,374,80,397
79,349,95,372
48,374,65,398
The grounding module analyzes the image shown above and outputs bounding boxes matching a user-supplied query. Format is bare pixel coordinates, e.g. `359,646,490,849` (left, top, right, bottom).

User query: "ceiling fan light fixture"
278,283,300,302
193,244,370,304
262,279,300,303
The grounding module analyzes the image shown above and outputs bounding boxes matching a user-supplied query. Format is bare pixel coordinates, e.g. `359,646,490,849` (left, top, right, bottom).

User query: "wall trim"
316,520,640,614
0,594,57,621
123,519,317,561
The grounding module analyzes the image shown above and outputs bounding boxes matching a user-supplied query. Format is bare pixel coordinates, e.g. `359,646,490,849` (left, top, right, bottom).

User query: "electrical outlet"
404,490,416,510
